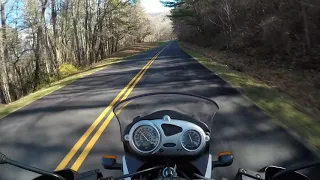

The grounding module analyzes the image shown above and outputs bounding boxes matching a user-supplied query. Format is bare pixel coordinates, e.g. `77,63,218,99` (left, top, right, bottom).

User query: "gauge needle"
140,132,152,143
188,132,193,143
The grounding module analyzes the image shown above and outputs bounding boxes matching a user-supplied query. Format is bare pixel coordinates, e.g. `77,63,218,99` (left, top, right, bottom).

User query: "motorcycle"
1,92,319,180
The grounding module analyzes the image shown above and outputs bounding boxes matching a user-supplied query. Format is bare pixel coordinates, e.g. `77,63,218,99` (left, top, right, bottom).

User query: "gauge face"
133,125,160,153
181,130,201,151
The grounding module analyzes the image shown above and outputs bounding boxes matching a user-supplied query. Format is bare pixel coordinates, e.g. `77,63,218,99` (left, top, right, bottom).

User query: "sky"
4,0,171,28
141,0,172,13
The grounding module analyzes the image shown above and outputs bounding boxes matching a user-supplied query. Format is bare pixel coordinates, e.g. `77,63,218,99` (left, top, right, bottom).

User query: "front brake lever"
0,153,66,180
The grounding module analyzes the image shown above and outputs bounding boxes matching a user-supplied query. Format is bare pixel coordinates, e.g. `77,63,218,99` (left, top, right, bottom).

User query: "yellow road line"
55,49,159,170
70,43,170,171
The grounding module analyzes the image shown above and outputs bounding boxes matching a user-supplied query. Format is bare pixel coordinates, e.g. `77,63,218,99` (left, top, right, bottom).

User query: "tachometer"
181,129,201,151
132,125,160,153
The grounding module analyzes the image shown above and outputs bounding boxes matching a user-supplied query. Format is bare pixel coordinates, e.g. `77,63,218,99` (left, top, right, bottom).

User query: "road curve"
0,41,319,180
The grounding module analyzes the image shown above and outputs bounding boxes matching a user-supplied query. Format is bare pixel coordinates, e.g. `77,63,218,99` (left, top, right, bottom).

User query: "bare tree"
0,0,153,104
0,0,11,103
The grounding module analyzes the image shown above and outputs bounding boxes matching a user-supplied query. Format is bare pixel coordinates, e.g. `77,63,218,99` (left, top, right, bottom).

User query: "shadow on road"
0,42,319,180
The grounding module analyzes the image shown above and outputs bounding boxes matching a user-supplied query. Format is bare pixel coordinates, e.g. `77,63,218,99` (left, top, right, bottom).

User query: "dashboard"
124,115,210,156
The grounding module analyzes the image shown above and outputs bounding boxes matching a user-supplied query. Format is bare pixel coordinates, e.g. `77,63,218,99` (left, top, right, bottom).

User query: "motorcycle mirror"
101,155,122,170
212,151,234,168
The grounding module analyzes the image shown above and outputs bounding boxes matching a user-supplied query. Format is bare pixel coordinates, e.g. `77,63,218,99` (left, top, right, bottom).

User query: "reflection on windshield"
113,92,219,140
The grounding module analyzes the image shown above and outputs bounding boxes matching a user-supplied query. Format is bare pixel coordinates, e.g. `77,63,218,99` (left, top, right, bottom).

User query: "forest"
165,0,320,59
0,0,172,104
164,0,320,113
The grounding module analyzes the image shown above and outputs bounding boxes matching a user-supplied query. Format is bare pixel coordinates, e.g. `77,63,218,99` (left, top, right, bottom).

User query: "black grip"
0,152,7,164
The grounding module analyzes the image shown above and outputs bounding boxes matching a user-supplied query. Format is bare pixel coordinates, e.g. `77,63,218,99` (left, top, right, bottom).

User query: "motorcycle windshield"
113,92,219,141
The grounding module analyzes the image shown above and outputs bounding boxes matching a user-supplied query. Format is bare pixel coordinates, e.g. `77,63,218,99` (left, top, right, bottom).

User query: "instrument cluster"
124,115,210,156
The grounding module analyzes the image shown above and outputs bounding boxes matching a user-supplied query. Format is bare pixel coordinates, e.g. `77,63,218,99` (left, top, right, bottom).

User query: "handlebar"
1,151,318,180
100,165,165,180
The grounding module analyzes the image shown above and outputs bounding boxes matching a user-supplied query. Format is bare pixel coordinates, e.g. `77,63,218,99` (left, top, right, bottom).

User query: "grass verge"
154,41,167,46
0,42,165,119
179,42,320,151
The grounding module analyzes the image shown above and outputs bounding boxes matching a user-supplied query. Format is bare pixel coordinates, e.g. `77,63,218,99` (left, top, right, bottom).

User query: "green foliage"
33,71,53,91
169,8,195,18
58,63,78,78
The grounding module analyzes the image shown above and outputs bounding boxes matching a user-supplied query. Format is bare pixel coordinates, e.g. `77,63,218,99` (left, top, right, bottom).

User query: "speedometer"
181,129,201,151
132,125,160,153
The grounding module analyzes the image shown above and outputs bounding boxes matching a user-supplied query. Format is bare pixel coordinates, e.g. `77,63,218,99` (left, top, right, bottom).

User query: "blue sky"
141,0,172,13
5,0,171,15
5,0,24,28
4,0,171,28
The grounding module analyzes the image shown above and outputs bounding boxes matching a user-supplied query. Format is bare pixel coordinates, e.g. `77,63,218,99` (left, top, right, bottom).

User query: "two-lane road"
0,41,319,180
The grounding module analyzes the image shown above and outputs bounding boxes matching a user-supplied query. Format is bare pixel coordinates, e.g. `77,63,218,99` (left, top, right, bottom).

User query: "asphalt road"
0,41,319,180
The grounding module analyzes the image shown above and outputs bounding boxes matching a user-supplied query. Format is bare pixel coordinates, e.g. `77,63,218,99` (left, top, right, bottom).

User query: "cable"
0,152,65,180
7,158,66,180
177,170,192,180
0,153,7,164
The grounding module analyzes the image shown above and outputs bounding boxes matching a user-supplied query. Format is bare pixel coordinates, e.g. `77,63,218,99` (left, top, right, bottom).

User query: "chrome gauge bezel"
126,121,161,155
125,119,210,156
132,125,160,153
180,129,202,152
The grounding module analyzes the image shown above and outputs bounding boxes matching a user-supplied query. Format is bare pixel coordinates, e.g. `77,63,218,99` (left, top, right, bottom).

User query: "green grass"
0,42,164,119
179,43,320,150
154,41,167,46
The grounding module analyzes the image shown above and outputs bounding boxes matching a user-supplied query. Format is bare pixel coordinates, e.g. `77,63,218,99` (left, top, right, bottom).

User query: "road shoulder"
0,42,166,120
178,42,320,154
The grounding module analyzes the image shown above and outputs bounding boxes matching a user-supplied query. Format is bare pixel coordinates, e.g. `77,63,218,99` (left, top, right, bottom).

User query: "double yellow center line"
55,43,171,171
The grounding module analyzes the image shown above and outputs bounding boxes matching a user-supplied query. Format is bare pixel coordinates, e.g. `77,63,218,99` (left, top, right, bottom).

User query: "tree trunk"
73,18,81,66
73,0,81,66
33,27,42,90
0,0,11,103
51,0,61,66
0,86,5,104
13,62,26,96
85,0,89,65
115,40,119,52
301,2,311,49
